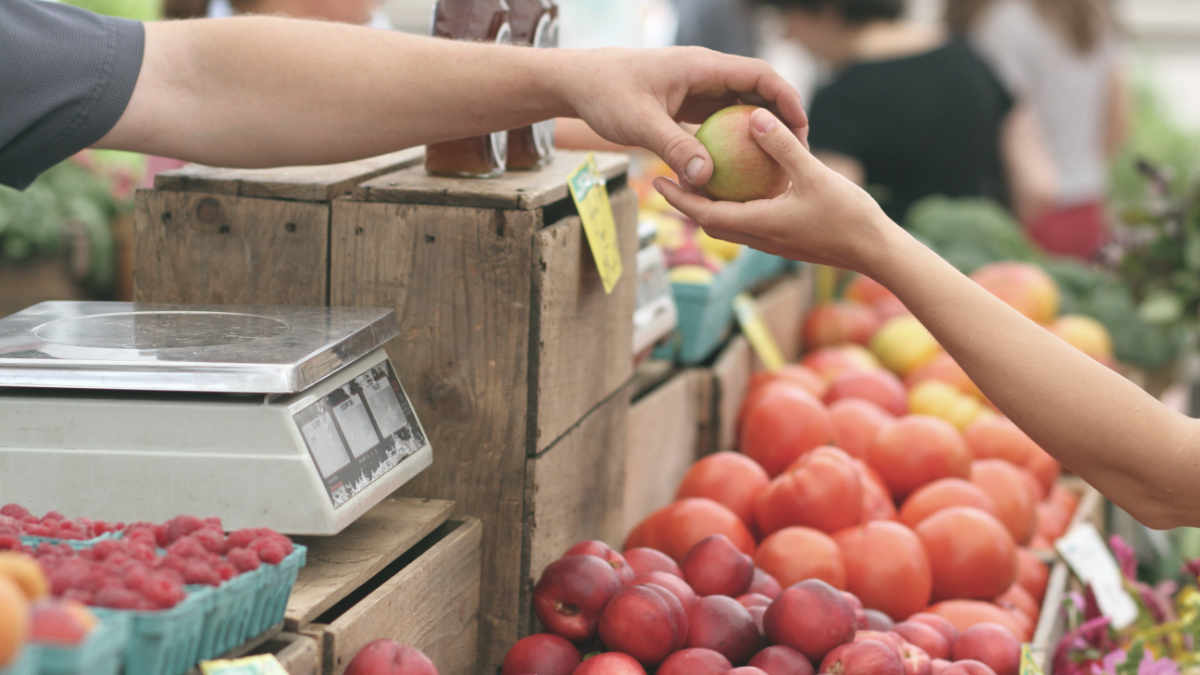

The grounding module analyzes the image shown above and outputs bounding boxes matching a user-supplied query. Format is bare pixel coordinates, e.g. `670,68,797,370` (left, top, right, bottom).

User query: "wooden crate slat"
532,185,638,452
355,151,629,210
133,191,328,304
262,632,321,675
285,498,454,628
329,200,537,668
323,519,483,675
623,369,711,534
154,148,424,201
524,387,630,637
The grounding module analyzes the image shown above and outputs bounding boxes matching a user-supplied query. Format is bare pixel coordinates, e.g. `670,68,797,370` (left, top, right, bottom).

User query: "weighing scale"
0,302,432,535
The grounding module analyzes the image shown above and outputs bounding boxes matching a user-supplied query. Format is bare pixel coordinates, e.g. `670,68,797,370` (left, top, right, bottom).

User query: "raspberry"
62,588,93,605
48,558,91,596
214,560,236,581
163,516,205,545
225,547,260,573
202,517,223,532
42,511,64,522
0,504,30,519
223,529,258,553
122,566,150,592
139,572,184,609
90,540,123,561
254,531,294,556
192,528,226,554
157,555,190,575
128,543,157,565
250,539,287,565
183,560,221,586
95,584,143,610
167,537,207,560
0,535,20,551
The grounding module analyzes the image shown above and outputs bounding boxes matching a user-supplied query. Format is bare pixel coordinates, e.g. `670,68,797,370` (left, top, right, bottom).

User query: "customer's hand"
559,48,809,189
653,108,894,274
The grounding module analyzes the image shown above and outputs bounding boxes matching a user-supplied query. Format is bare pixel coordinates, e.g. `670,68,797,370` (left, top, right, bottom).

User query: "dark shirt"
0,1,145,189
673,0,761,58
808,39,1014,224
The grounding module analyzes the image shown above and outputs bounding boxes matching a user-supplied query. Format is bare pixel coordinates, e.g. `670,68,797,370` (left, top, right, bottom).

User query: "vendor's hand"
560,48,808,188
653,108,894,274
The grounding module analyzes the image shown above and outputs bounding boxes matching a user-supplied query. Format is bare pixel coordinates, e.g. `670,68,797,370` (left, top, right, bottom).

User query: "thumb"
641,114,714,187
750,108,818,182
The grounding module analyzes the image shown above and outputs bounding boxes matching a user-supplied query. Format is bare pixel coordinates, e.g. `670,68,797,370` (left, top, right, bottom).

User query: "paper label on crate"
1057,523,1138,630
734,293,785,371
1019,645,1045,675
568,154,623,294
200,654,288,675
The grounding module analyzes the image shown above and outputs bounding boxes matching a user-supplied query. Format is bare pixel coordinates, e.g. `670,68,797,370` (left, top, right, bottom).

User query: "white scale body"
0,302,432,535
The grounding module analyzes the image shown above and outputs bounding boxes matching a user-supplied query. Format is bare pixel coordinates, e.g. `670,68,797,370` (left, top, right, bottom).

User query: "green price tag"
567,154,623,294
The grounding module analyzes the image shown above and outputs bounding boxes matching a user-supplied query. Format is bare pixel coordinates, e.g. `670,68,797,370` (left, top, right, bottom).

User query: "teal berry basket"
93,585,213,675
736,249,793,293
29,611,130,675
0,647,36,675
653,263,740,365
19,532,122,551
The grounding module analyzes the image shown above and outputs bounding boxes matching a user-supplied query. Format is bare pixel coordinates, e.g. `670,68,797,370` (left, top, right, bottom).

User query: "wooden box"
135,150,638,669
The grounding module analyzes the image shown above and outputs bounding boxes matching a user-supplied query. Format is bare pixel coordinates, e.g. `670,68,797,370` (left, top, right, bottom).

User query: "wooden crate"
281,497,481,675
623,368,713,535
135,150,638,669
704,269,814,454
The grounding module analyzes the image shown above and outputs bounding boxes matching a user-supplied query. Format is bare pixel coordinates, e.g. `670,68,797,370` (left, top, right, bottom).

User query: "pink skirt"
1026,201,1109,261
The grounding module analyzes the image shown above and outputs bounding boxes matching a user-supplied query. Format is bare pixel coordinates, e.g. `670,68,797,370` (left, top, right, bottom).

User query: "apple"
695,105,789,202
631,571,697,610
820,639,904,675
533,555,623,642
598,585,682,666
895,621,951,660
622,548,682,578
657,648,732,675
572,653,647,675
563,540,635,584
501,634,580,675
763,579,856,662
686,595,762,664
864,609,895,631
344,640,437,675
682,534,754,597
748,568,782,599
907,613,959,646
748,645,815,675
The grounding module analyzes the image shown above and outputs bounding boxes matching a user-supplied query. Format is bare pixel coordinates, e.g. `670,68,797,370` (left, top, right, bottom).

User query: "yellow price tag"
200,654,289,675
734,293,785,371
1019,645,1045,675
567,154,623,295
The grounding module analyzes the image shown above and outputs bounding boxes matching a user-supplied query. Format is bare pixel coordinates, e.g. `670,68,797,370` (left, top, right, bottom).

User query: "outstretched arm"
655,108,1200,530
98,17,808,187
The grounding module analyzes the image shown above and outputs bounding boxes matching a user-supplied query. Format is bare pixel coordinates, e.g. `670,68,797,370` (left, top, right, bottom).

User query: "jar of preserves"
506,0,558,170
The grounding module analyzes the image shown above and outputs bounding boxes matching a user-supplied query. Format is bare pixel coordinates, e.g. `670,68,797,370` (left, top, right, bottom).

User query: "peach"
748,568,782,600
943,661,999,675
1024,448,1060,498
564,541,634,584
29,599,96,645
970,263,1059,325
894,621,951,660
676,452,770,527
598,585,681,665
622,548,682,579
533,555,623,642
926,601,1029,641
1052,315,1113,363
644,584,690,652
501,634,581,675
695,105,789,202
686,595,762,664
908,381,986,431
830,399,895,460
631,571,697,611
907,613,959,647
0,553,48,602
801,345,882,381
1014,550,1049,602
683,534,755,597
749,645,816,675
0,576,29,668
657,648,731,675
820,639,904,675
344,641,437,675
864,610,895,631
803,302,881,348
951,623,1020,675
572,653,647,675
763,579,856,662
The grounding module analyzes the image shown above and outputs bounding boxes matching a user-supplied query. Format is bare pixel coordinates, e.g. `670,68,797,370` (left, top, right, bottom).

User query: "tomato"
855,458,897,522
925,600,1031,641
905,352,980,399
623,498,755,564
801,346,882,382
1024,447,1060,498
829,399,894,460
1014,549,1049,602
742,366,829,434
969,461,1038,545
899,478,997,529
845,274,897,307
675,452,769,529
915,507,1017,601
740,385,836,477
962,417,1038,466
824,369,908,417
833,521,932,620
755,526,846,589
995,584,1039,625
757,447,863,536
867,416,971,500
803,302,882,349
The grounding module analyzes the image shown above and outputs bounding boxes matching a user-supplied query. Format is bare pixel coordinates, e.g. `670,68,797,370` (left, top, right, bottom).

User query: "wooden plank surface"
1030,560,1071,669
710,335,753,455
526,387,630,632
154,148,424,201
623,370,710,534
133,191,328,304
356,151,629,210
533,186,638,452
265,632,321,675
323,519,483,675
285,497,454,628
329,200,536,669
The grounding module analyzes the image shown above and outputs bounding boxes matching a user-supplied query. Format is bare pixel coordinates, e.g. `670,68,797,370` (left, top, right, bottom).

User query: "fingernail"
684,157,704,184
751,108,777,134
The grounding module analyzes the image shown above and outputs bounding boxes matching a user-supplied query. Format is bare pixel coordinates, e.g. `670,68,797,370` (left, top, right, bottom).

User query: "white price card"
1056,523,1138,630
299,412,349,478
333,394,380,458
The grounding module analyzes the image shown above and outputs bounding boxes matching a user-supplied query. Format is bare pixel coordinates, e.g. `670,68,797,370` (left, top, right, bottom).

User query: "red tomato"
829,399,894,460
740,385,836,477
755,527,846,589
825,369,908,417
915,507,1017,601
969,460,1038,545
867,416,971,500
756,447,864,536
899,478,997,529
624,498,755,564
675,452,769,529
833,521,932,620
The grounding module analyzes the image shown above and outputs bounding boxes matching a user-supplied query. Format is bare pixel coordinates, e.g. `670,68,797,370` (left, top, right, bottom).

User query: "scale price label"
568,154,623,295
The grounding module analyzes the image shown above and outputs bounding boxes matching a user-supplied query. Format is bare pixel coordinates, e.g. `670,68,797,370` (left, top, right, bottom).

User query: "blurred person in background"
948,0,1130,260
673,0,762,58
753,0,1056,227
164,0,388,26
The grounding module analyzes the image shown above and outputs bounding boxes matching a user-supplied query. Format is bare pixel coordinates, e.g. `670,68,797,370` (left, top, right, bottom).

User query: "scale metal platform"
0,302,432,535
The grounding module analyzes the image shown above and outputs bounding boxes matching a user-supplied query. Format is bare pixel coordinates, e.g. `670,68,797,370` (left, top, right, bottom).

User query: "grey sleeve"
0,1,146,190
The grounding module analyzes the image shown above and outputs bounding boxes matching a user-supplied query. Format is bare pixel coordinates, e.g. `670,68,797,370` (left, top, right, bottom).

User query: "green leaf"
1117,640,1145,675
1140,292,1184,324
1186,236,1200,270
